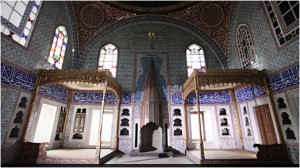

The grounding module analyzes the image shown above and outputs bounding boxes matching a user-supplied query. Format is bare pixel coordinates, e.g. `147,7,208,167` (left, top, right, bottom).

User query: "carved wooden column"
230,89,244,149
22,76,41,141
183,102,188,151
114,99,121,150
61,90,73,147
200,112,206,141
264,77,284,143
195,90,205,160
96,75,108,161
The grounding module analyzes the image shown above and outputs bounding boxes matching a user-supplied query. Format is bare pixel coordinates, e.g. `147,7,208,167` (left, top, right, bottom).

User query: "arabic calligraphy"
38,85,68,102
1,63,37,91
269,65,299,91
172,92,231,104
236,86,266,102
73,92,118,104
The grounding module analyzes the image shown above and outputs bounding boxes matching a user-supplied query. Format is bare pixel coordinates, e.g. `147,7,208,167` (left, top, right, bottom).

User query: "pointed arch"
98,43,118,77
48,25,68,69
186,43,206,77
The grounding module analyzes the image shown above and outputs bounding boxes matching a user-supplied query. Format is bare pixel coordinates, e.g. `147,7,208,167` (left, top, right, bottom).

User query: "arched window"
98,43,118,77
186,43,206,77
1,1,42,46
236,24,256,69
48,26,68,69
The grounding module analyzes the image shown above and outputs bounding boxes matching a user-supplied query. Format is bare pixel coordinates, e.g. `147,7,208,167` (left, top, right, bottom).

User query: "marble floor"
37,148,113,164
106,149,256,165
36,148,257,165
106,153,195,165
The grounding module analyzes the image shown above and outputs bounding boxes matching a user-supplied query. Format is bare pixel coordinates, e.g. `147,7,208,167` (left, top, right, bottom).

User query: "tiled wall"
79,22,224,91
1,88,19,145
227,1,299,73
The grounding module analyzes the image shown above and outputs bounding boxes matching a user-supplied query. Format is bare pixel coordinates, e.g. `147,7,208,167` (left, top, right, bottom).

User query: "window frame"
48,25,68,70
98,43,119,78
263,1,299,49
236,24,257,69
186,43,207,77
1,1,43,48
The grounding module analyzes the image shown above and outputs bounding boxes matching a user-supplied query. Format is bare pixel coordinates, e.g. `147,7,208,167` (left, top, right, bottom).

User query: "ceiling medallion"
200,3,224,28
80,4,105,28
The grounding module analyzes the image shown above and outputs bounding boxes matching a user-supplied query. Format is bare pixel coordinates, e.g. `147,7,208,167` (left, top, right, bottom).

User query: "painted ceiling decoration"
71,1,233,56
104,1,198,14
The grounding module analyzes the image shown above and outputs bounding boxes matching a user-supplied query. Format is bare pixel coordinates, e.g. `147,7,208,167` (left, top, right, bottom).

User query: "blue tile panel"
38,85,68,102
73,92,131,104
236,86,266,102
1,63,37,92
121,93,131,104
135,57,168,103
269,65,299,92
172,92,231,105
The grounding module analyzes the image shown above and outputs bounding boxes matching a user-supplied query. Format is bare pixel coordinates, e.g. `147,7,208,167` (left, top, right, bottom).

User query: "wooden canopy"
37,69,121,100
22,69,122,161
182,69,268,101
181,69,282,160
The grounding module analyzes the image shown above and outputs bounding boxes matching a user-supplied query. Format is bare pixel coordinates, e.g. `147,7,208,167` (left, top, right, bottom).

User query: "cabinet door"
255,104,277,144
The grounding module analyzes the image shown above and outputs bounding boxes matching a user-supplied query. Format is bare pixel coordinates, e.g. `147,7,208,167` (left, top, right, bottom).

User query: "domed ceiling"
71,1,233,57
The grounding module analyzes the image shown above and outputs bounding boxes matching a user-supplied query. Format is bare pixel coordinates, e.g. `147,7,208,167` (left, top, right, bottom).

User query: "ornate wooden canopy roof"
182,69,268,101
37,69,122,100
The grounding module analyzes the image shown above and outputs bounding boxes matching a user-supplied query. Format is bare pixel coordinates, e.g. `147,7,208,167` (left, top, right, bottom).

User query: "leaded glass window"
98,43,118,77
1,1,42,46
186,43,206,77
48,26,68,69
264,1,299,48
236,24,256,69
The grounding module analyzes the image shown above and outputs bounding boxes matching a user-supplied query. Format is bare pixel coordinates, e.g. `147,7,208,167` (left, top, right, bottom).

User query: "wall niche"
173,109,181,116
219,108,226,115
173,118,182,126
281,112,292,124
120,128,129,136
18,97,27,108
220,118,228,126
9,126,19,138
174,128,182,136
277,97,287,109
13,111,24,123
121,118,130,126
221,128,229,136
121,109,130,116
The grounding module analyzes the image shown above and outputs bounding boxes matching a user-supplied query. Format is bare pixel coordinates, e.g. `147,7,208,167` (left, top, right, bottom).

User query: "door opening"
33,103,57,143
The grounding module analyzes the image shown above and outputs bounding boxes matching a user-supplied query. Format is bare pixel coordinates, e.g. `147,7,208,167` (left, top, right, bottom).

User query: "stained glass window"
1,1,42,46
236,24,256,69
186,43,206,77
98,43,118,77
48,26,68,69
